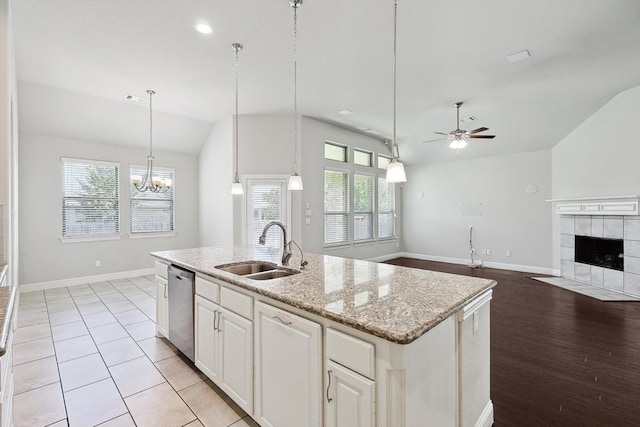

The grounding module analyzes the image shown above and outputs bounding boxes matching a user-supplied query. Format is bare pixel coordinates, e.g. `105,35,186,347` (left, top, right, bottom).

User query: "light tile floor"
13,275,259,427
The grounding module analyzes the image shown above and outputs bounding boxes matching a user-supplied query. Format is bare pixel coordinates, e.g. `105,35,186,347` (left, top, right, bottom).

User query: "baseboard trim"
398,252,554,275
20,268,156,293
366,252,404,263
475,400,494,427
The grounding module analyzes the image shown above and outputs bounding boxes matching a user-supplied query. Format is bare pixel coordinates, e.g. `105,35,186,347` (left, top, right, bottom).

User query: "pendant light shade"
288,0,303,191
231,42,244,195
385,0,407,184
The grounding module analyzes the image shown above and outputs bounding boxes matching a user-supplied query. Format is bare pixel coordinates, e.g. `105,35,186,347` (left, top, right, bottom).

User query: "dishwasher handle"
168,265,195,281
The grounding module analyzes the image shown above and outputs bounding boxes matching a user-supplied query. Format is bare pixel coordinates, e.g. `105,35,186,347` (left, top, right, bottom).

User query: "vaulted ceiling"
12,0,640,164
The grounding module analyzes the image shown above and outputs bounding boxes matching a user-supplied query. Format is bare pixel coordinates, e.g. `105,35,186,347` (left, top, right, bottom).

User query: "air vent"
125,94,146,104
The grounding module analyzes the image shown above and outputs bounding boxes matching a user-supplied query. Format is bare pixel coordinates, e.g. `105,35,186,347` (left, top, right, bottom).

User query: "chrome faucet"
258,221,293,265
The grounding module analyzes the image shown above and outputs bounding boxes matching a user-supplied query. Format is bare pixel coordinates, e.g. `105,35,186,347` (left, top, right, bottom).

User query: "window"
378,154,391,170
354,174,374,241
378,177,395,238
325,141,347,162
324,169,349,245
246,179,288,258
62,158,119,238
354,149,373,167
130,165,174,234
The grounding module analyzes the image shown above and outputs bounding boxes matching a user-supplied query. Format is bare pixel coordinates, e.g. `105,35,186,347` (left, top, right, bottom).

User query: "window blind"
324,169,349,245
378,176,395,238
354,174,374,241
130,166,174,234
248,180,285,257
62,158,120,237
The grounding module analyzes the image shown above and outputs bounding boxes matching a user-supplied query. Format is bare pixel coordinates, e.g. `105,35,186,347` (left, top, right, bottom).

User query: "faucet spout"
258,221,293,266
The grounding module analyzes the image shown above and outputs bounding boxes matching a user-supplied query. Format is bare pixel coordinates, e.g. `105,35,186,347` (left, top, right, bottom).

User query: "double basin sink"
215,261,300,281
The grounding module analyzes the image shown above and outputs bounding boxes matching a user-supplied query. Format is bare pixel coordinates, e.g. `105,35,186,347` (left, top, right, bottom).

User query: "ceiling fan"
421,102,495,150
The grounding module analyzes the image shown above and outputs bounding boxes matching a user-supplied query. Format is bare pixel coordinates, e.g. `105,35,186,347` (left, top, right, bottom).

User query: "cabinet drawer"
155,261,169,279
326,328,375,380
221,286,252,320
196,276,220,303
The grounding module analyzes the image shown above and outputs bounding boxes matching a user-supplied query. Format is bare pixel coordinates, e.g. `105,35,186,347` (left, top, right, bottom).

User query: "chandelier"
131,90,172,193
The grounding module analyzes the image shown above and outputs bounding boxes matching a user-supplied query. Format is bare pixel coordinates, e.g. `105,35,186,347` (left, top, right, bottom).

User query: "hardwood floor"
385,258,640,427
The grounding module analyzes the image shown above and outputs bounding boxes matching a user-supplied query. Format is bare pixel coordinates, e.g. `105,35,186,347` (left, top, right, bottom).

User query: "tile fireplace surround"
560,215,640,298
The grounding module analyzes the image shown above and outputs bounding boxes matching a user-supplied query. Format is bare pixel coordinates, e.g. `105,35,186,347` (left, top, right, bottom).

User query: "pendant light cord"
392,0,398,160
148,89,155,159
235,44,240,181
292,2,299,173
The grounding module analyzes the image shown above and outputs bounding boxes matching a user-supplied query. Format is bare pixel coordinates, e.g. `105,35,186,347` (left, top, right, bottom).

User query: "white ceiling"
12,0,640,162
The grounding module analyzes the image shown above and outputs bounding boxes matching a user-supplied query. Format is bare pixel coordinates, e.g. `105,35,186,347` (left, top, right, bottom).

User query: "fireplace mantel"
546,195,639,215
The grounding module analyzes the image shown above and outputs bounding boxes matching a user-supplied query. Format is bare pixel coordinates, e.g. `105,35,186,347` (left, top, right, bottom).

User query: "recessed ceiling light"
361,128,379,135
338,109,352,116
196,23,213,34
506,49,530,63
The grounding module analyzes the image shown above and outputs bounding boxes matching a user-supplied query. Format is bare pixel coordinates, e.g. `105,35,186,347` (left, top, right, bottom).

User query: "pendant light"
287,0,303,191
386,0,407,184
132,90,172,193
231,43,244,195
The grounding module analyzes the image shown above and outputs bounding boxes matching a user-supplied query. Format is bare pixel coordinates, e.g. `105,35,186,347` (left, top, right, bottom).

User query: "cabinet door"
326,360,375,427
254,301,322,427
195,295,220,383
220,309,253,414
155,276,169,338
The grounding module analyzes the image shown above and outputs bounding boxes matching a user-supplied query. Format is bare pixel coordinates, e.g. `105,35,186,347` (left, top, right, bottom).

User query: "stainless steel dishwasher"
167,265,195,362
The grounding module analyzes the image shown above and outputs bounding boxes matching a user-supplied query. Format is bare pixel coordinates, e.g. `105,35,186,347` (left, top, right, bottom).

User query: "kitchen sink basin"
247,269,301,280
215,261,277,276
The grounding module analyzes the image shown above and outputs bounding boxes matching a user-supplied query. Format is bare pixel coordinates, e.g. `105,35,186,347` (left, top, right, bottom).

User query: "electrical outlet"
487,249,491,255
506,250,511,257
95,260,101,267
482,249,487,255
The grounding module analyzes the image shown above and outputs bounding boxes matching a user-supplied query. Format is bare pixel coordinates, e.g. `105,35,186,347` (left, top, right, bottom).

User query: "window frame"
353,172,376,243
377,176,396,240
129,164,176,238
61,157,121,242
324,140,348,163
353,148,373,167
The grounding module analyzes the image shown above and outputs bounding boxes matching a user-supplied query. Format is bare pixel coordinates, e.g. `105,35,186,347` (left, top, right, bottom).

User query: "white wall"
198,118,233,247
300,117,402,260
402,149,552,272
0,0,19,286
19,133,199,285
551,84,640,271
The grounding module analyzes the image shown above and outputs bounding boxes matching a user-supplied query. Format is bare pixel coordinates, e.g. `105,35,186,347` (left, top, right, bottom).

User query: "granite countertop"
151,247,496,344
0,265,17,357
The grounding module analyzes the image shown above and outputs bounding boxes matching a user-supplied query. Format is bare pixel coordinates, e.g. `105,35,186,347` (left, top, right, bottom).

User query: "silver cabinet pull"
213,310,219,331
272,315,292,325
164,284,167,299
327,370,333,403
217,311,222,333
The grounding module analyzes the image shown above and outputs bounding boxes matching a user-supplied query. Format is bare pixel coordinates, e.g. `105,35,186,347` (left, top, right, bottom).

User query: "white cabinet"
195,294,220,383
155,276,169,338
195,279,253,414
254,301,322,427
219,309,253,412
326,360,375,427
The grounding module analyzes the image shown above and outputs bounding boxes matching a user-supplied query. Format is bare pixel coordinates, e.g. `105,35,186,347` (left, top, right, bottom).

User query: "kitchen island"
151,246,496,427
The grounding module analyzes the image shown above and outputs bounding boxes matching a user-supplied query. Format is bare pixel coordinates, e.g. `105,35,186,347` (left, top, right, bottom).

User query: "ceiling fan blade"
420,138,447,143
468,127,489,135
469,135,496,139
434,131,449,136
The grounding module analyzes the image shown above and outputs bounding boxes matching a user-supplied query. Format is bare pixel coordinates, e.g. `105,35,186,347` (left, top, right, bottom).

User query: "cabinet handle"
217,311,222,333
164,284,168,299
326,370,333,403
213,310,219,331
272,315,292,325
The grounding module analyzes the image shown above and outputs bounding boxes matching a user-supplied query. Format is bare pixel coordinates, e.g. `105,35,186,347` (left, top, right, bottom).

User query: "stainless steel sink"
215,261,277,276
247,269,300,280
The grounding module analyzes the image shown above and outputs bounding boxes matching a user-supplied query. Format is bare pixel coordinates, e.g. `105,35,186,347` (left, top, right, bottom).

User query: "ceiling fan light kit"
422,101,496,150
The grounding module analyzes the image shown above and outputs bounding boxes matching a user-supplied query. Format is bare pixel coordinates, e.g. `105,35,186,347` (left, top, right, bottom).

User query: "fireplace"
575,235,624,271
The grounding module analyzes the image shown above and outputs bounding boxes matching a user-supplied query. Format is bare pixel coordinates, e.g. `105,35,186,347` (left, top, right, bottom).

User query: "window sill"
129,231,176,239
323,243,351,251
60,234,122,243
324,237,398,250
